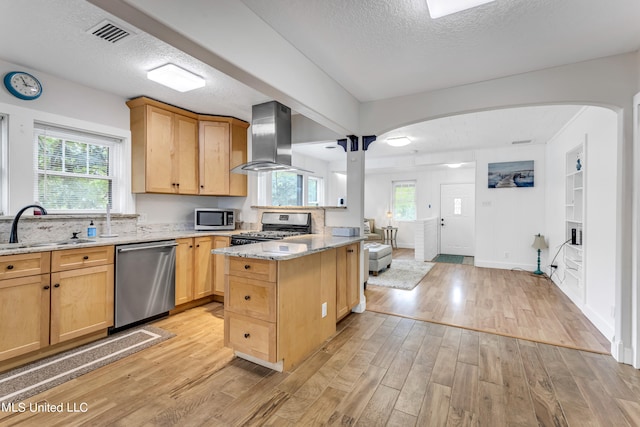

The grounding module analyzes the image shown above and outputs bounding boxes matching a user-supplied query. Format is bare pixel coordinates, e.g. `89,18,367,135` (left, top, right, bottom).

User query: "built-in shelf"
564,141,586,304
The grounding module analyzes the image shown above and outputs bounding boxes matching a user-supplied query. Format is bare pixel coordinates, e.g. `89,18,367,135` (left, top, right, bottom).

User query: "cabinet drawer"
0,252,51,280
51,246,114,272
226,312,276,362
225,276,276,322
227,257,276,282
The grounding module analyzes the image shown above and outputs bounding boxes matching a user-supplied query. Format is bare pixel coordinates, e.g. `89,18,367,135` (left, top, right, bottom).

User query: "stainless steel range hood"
232,101,312,174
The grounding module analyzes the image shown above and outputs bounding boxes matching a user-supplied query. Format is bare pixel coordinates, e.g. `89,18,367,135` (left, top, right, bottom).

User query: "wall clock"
3,71,43,100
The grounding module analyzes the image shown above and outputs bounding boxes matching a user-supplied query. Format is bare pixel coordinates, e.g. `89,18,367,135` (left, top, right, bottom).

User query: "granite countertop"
0,229,246,256
212,234,365,261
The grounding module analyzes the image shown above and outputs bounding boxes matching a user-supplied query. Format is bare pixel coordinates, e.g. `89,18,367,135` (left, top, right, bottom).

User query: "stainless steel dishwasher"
114,240,177,329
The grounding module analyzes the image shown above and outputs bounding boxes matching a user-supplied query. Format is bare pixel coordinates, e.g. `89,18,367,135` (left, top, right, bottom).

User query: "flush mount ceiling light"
447,163,463,168
147,64,205,92
426,0,496,19
387,137,411,147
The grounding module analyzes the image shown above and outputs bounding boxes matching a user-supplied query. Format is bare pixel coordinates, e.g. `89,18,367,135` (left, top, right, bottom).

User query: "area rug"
433,254,464,264
367,259,435,290
0,325,174,403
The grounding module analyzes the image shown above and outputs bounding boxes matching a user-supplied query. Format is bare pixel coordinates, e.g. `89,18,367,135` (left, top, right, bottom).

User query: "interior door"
440,183,475,256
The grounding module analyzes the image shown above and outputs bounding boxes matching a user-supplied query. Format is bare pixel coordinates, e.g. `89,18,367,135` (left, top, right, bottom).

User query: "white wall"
0,59,134,215
364,165,475,249
546,106,618,339
474,144,546,270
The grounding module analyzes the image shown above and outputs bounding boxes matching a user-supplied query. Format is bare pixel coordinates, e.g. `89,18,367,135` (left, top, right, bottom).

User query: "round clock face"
4,71,42,100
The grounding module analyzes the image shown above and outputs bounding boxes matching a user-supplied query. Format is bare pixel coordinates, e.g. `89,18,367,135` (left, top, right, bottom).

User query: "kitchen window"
392,180,416,221
258,171,325,206
33,123,121,213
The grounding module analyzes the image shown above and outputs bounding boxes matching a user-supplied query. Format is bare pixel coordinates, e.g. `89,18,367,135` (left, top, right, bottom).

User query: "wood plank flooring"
365,249,611,354
2,303,639,426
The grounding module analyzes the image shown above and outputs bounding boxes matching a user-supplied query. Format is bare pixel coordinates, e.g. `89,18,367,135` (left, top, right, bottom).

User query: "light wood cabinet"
199,118,249,196
0,246,114,363
175,236,215,306
127,97,248,196
128,98,199,194
213,236,230,295
224,249,338,371
50,246,114,345
336,243,360,321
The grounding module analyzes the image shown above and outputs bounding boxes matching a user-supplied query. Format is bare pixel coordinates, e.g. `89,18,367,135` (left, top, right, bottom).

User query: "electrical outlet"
321,302,327,318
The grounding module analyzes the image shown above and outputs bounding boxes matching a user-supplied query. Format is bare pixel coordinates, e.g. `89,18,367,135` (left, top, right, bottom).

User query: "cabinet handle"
83,255,89,260
244,264,251,269
176,183,179,187
189,245,193,248
200,185,204,188
43,285,50,290
347,249,354,253
244,295,251,301
6,265,13,270
196,244,200,248
54,284,60,288
244,333,250,339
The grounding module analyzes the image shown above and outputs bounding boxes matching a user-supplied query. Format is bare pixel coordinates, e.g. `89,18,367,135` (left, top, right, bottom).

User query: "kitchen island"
213,234,364,371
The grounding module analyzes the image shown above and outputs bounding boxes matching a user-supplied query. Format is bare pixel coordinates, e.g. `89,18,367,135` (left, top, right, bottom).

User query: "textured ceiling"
241,0,640,101
0,0,636,163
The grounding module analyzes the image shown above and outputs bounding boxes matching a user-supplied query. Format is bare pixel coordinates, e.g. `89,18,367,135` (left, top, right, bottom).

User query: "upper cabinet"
127,97,248,196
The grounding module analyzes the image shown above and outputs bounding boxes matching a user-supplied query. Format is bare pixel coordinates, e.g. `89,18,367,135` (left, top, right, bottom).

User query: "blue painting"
488,160,534,188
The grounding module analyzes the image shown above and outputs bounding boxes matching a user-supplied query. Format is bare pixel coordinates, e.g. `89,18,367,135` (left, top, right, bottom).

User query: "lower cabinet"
213,236,231,295
336,243,360,320
175,236,215,305
0,246,114,364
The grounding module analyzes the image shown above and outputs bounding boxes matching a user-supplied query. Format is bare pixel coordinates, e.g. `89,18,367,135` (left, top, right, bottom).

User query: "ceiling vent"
511,139,532,145
87,20,135,44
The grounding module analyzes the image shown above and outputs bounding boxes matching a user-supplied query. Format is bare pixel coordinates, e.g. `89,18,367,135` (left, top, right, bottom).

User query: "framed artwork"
488,160,534,188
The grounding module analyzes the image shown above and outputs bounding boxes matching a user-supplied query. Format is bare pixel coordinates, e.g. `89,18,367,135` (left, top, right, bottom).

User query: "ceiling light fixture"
447,163,463,168
147,64,205,92
426,0,495,19
387,137,411,147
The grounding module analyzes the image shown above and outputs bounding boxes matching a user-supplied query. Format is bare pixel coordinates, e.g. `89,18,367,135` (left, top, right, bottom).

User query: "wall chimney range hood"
232,101,312,174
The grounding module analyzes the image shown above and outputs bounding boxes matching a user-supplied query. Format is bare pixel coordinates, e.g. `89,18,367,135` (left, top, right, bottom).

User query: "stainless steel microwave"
194,208,236,231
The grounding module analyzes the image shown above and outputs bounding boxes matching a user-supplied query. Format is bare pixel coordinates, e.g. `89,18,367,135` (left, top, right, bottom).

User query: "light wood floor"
366,248,611,354
2,302,639,426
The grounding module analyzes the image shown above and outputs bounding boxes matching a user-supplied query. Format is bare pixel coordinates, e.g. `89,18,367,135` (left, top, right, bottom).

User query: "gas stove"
231,212,312,245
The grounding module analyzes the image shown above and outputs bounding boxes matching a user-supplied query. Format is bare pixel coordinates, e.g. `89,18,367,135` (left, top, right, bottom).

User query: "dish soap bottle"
88,220,97,238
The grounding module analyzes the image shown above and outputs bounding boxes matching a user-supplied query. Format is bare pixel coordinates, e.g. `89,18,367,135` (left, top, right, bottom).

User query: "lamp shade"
386,211,393,218
531,234,548,250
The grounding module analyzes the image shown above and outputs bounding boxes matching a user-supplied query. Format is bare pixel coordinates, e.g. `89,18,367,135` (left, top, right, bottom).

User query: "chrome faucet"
9,204,48,243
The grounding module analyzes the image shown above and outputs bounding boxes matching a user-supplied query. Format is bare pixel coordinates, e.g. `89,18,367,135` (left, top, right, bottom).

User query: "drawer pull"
43,285,50,290
244,264,251,269
347,249,354,253
6,264,13,270
244,295,251,301
54,284,60,288
83,255,89,260
244,333,250,339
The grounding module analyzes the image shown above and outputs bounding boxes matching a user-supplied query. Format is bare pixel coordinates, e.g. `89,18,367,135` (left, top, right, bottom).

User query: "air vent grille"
511,139,532,145
87,20,134,44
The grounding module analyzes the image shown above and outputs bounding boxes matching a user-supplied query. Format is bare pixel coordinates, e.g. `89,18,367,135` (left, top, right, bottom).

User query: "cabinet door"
193,236,214,299
175,114,199,195
199,121,230,195
0,274,50,362
228,123,248,196
145,105,177,193
175,238,194,305
50,265,114,345
345,243,360,310
336,246,349,320
213,236,230,295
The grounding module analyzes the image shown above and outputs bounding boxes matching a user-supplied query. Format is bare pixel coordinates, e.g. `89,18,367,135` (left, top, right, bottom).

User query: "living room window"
33,123,122,213
392,180,416,221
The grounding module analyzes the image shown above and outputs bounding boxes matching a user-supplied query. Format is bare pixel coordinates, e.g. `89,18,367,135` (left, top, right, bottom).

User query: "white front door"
440,183,475,256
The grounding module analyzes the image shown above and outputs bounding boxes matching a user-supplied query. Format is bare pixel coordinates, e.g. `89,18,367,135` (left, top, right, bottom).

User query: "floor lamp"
532,234,548,275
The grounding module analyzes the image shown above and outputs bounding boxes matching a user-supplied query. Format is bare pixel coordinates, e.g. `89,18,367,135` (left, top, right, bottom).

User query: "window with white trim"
392,180,416,221
259,171,325,206
34,123,121,213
